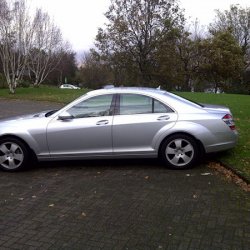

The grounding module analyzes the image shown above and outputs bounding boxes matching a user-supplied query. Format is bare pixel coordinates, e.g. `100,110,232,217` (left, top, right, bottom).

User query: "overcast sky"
28,0,250,53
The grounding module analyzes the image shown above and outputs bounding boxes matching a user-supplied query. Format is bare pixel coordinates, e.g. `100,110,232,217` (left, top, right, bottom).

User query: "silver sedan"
0,87,238,171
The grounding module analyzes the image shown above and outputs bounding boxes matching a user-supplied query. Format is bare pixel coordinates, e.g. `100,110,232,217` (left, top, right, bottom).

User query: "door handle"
96,120,109,125
157,115,170,121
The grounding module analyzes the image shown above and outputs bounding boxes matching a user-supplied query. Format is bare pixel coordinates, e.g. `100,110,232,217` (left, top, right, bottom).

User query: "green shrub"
18,79,31,88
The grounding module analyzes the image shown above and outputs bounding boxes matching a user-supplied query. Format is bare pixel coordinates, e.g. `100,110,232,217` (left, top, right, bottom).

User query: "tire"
160,134,199,169
0,137,29,172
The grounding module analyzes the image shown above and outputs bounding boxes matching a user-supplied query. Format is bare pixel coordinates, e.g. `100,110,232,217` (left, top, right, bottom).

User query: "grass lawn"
0,86,249,180
0,86,85,103
177,92,250,181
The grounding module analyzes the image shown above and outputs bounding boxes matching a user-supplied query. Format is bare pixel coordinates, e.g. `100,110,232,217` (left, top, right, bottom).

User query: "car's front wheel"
160,134,199,169
0,137,29,172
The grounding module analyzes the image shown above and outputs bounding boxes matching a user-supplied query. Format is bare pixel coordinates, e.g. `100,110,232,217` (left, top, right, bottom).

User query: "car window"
154,99,173,113
120,94,152,115
119,94,173,115
67,95,113,118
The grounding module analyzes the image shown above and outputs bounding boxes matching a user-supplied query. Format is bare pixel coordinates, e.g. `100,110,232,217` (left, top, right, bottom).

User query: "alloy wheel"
165,138,194,167
0,142,24,170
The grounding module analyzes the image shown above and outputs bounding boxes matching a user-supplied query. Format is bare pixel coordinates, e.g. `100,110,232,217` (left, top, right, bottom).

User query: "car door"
112,93,178,155
47,94,115,158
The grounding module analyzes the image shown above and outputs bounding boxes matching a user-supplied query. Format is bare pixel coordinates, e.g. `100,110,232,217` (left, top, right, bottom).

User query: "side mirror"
58,111,74,121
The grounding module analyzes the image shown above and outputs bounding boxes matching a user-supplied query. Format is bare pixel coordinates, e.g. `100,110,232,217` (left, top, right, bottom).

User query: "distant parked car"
60,84,80,89
103,84,114,89
0,87,238,171
204,87,224,94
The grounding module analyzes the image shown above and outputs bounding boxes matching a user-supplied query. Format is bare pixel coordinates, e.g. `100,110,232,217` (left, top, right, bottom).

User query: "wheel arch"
158,132,205,158
0,134,37,161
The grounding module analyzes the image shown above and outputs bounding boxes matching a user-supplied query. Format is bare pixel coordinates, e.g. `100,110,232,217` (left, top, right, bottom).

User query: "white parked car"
59,84,80,89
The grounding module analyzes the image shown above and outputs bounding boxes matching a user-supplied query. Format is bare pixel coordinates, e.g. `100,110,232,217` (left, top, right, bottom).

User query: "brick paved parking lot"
0,99,250,250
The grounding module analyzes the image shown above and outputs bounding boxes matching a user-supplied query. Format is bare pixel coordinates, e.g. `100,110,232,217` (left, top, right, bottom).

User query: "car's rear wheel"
0,137,29,172
160,134,199,169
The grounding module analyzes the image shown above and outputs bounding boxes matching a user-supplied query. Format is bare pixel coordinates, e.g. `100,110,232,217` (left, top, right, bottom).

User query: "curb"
208,161,250,192
218,160,250,185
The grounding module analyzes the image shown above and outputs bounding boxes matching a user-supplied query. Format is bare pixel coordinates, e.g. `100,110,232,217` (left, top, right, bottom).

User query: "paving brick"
0,99,250,249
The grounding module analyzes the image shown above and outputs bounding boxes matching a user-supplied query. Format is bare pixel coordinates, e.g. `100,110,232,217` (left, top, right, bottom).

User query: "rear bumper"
204,130,238,153
205,140,237,153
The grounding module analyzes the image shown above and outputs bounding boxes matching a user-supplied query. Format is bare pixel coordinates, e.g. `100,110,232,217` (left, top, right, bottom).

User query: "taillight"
222,114,236,130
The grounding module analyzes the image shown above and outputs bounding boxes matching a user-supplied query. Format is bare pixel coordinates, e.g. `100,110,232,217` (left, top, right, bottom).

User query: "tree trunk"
214,82,218,93
9,84,15,94
33,82,40,87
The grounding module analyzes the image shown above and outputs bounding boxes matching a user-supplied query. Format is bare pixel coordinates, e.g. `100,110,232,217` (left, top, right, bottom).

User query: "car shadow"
25,157,208,173
35,158,164,171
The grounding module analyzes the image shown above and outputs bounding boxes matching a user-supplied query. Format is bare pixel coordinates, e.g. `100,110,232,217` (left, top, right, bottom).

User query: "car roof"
87,87,167,96
83,87,203,113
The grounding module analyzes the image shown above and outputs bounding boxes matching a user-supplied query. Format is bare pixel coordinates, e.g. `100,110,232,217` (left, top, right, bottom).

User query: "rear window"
166,92,204,108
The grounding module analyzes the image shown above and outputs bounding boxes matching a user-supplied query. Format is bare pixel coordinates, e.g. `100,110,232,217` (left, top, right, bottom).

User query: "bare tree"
0,0,33,93
79,51,113,88
28,9,66,86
